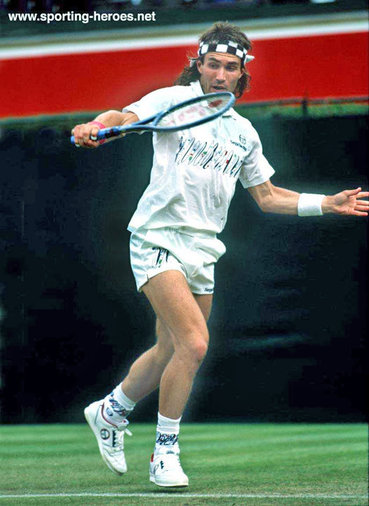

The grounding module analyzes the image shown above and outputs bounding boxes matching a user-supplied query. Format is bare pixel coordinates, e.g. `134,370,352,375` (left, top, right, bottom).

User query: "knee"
157,318,209,366
190,338,208,363
180,331,209,366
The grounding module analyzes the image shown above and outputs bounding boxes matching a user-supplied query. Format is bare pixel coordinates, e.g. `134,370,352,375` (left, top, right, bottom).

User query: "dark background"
1,113,367,423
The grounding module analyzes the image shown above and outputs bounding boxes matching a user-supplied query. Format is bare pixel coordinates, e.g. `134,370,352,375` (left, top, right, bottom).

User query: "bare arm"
248,180,369,217
248,181,299,214
71,110,139,149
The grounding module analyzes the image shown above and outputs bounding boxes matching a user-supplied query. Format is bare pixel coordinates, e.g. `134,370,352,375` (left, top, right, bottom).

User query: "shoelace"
157,451,183,473
117,419,133,437
110,419,132,451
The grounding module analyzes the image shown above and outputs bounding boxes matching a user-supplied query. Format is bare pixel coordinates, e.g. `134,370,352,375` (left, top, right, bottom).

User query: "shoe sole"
84,402,126,476
149,472,188,487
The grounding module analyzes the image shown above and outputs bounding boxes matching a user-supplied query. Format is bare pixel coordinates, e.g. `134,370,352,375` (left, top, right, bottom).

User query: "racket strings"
157,96,229,128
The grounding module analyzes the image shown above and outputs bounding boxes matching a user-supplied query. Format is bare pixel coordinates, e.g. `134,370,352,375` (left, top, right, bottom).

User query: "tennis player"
72,22,368,488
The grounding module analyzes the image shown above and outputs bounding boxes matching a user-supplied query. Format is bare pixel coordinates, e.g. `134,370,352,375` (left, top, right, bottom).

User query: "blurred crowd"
1,0,338,13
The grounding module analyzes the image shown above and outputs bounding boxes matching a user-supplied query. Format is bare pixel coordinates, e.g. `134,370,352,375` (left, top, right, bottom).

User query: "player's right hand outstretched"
71,122,104,149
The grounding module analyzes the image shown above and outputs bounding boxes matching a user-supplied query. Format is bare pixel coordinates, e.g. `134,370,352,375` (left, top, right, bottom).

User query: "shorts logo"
152,247,169,268
100,429,110,440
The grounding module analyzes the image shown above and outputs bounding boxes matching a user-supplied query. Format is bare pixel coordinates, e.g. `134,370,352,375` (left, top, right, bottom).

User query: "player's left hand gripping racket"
71,91,235,145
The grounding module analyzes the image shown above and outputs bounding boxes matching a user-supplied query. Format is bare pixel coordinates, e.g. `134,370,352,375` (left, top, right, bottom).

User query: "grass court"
0,423,367,505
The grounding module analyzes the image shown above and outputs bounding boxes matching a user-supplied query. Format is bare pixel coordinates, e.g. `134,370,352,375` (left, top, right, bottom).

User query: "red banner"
0,30,367,118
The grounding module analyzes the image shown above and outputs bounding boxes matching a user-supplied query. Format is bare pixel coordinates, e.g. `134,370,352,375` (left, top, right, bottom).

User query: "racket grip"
70,126,123,145
70,133,103,144
96,127,122,140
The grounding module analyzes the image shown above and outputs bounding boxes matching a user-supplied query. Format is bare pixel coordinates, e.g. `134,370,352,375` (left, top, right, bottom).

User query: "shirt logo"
175,137,243,179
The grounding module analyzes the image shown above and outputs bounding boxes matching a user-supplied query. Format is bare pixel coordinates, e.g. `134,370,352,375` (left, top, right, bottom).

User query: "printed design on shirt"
175,137,244,179
152,247,170,268
230,139,248,152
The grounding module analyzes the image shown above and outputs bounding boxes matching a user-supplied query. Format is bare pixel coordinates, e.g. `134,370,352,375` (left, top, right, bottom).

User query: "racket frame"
71,91,235,144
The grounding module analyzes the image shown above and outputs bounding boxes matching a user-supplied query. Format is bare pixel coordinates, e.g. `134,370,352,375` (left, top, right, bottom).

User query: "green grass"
0,424,367,505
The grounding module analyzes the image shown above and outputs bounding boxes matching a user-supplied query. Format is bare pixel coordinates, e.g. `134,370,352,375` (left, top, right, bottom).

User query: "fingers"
351,194,369,215
71,123,100,149
356,200,369,207
345,187,362,196
351,191,369,216
357,191,369,199
89,126,100,141
355,207,369,216
346,187,369,200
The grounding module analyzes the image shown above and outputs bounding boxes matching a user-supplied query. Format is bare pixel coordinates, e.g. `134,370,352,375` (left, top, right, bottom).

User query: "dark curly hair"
174,22,253,99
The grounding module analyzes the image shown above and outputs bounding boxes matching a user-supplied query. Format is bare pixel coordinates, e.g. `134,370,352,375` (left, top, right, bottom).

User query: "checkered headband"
198,40,254,64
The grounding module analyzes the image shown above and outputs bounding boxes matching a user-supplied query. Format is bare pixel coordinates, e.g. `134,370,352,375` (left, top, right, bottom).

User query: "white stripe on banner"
0,17,367,60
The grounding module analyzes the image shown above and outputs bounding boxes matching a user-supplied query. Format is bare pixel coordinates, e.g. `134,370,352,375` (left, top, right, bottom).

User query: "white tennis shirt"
124,80,274,235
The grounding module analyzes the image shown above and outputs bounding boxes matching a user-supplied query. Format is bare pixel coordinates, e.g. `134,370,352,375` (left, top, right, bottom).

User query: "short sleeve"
123,87,178,121
238,128,275,188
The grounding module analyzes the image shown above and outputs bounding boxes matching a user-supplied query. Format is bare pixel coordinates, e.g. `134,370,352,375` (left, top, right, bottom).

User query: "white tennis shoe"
84,399,132,475
149,447,189,487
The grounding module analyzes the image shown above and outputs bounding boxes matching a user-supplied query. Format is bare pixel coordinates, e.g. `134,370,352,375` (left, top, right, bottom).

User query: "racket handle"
96,126,123,140
70,126,124,145
69,133,103,144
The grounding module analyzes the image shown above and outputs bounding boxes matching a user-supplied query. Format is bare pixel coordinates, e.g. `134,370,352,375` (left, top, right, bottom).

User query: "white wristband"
298,193,325,217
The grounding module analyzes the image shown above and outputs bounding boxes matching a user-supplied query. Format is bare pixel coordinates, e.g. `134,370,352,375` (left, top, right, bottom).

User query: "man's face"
197,52,244,95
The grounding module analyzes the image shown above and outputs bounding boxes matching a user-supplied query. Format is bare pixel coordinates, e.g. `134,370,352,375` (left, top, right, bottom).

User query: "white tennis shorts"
129,227,226,295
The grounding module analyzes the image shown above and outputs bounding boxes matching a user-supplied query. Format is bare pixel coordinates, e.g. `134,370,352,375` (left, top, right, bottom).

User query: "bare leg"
86,271,209,481
121,287,212,405
142,270,212,419
121,319,174,402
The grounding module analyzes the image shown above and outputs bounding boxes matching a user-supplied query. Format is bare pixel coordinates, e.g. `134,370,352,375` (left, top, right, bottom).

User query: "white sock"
155,412,181,451
103,384,136,425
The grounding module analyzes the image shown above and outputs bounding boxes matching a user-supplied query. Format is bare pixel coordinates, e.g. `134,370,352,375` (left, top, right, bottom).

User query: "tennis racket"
71,91,235,144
